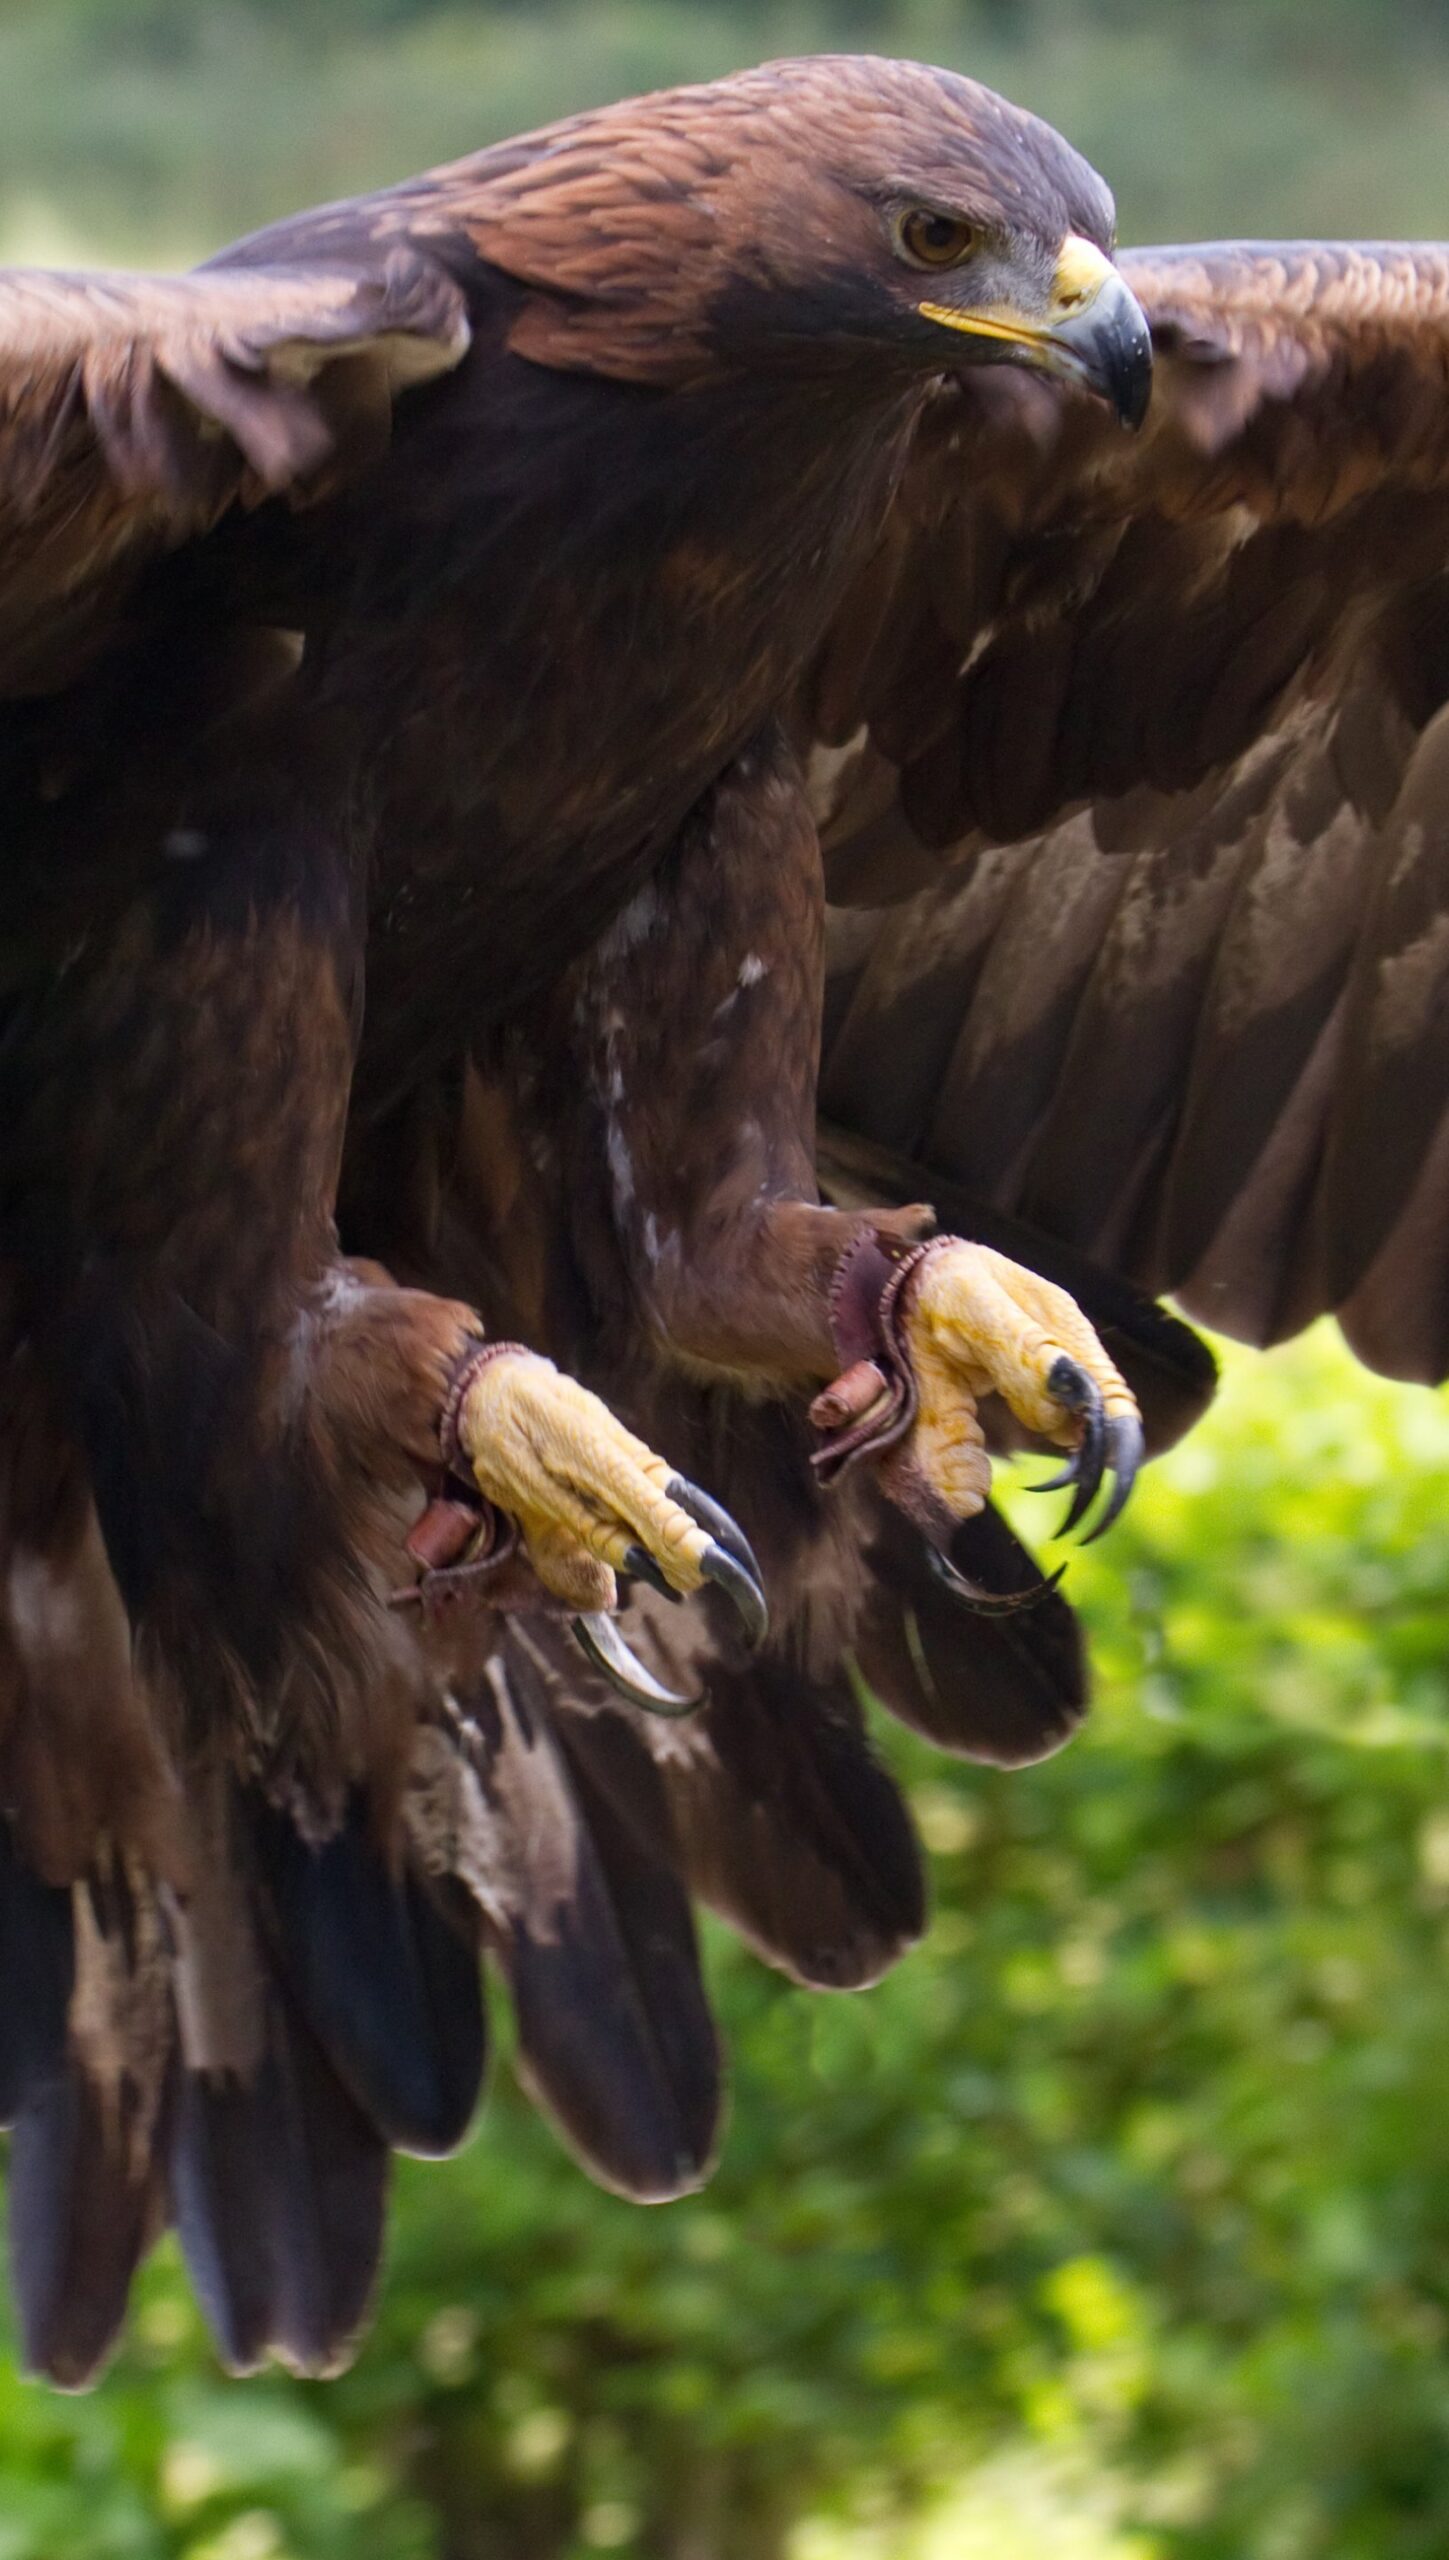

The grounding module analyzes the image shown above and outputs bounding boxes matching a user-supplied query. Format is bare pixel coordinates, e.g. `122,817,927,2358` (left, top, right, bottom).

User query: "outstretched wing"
807,244,1449,1381
0,244,477,2384
0,251,468,697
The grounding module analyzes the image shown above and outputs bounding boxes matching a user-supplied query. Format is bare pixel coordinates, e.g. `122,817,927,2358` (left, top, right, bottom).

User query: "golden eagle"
2,55,1447,2381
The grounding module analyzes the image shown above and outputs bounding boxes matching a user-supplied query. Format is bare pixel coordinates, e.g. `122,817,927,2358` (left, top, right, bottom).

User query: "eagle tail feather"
855,1496,1089,1768
0,1819,75,2127
552,1621,928,1993
247,1791,488,2162
406,1642,724,2203
171,1980,390,2381
9,2058,169,2391
8,1851,172,2388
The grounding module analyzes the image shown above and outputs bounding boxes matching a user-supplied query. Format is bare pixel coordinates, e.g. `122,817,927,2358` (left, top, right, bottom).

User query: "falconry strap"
810,1219,946,1491
436,1336,532,1484
390,1338,533,1614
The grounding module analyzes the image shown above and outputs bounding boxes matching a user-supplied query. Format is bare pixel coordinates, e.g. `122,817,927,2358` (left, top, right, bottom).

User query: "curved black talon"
1080,1412,1145,1544
699,1540,770,1647
622,1542,684,1604
667,1475,765,1591
1042,1355,1107,1536
571,1611,702,1716
926,1543,1067,1617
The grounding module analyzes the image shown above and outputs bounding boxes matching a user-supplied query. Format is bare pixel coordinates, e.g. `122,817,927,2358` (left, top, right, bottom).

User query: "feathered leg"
492,725,1142,1555
0,702,755,2374
445,727,1137,1785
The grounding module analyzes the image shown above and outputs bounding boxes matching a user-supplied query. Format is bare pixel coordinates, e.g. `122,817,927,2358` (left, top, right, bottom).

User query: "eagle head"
468,53,1152,429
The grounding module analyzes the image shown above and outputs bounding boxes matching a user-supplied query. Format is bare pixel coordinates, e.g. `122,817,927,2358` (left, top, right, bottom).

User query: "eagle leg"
829,1234,1145,1545
447,1344,767,1638
535,728,1143,1554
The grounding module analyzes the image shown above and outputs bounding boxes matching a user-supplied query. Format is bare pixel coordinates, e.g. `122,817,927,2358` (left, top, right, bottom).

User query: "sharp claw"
699,1540,770,1647
570,1612,702,1716
925,1545,1067,1617
666,1475,765,1589
1045,1355,1106,1535
622,1542,684,1603
1047,1354,1096,1411
1023,1356,1137,1540
1080,1413,1145,1545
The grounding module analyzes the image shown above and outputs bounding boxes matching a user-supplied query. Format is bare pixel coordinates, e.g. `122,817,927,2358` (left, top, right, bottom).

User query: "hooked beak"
919,233,1153,431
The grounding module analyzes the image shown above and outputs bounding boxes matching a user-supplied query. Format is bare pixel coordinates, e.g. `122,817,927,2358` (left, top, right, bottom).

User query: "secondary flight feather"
0,55,1443,2382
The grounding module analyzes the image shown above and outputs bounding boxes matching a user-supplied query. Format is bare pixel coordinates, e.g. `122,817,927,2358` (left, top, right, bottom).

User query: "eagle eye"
896,209,980,270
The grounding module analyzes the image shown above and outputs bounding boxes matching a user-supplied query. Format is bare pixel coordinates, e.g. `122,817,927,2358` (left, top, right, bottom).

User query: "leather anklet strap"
437,1338,533,1482
810,1226,949,1486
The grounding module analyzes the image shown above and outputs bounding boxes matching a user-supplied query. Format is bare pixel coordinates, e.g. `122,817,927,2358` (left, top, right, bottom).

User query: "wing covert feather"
0,252,468,694
812,241,1449,1380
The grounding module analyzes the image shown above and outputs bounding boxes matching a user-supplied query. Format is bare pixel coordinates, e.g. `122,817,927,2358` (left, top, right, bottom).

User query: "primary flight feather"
0,55,1443,2382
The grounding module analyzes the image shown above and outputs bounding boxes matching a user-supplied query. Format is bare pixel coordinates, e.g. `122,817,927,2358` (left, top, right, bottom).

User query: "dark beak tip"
1101,271,1155,432
1116,328,1155,432
1054,268,1154,434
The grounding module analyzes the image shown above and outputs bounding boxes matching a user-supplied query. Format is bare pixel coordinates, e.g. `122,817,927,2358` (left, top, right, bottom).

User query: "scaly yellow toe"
455,1350,712,1607
901,1242,1142,1533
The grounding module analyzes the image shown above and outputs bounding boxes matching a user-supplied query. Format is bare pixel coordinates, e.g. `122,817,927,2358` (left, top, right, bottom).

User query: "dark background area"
4,7,1449,2556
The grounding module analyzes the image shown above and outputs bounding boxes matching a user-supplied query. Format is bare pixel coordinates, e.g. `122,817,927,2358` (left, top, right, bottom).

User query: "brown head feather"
434,56,1116,383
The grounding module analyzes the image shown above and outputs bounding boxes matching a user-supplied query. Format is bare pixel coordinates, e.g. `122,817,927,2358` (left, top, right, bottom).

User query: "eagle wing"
0,246,488,2385
808,244,1449,1382
527,242,1449,2028
14,227,1449,2390
422,247,1449,2030
0,251,468,697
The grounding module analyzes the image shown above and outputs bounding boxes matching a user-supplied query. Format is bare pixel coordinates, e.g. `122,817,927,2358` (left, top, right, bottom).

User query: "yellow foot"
453,1349,766,1705
905,1242,1143,1539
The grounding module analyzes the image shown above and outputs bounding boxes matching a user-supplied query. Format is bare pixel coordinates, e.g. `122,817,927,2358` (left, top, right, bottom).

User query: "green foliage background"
9,1333,1449,2560
5,0,1449,261
5,4,1449,2554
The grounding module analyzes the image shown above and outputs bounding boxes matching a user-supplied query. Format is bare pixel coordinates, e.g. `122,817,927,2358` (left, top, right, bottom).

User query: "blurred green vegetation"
7,1331,1449,2560
2,0,1449,264
6,3,1449,2552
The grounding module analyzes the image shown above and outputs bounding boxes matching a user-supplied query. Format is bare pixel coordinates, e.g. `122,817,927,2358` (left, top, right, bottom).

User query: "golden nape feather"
0,54,1443,2381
